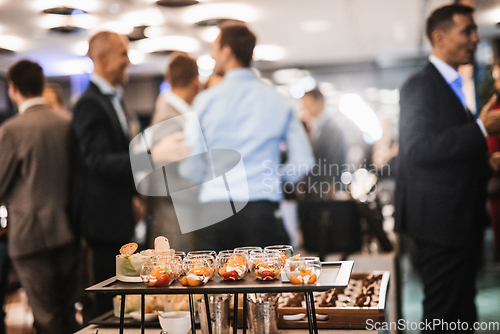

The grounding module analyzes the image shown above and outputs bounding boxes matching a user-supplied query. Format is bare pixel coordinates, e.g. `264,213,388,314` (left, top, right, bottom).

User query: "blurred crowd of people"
0,4,499,334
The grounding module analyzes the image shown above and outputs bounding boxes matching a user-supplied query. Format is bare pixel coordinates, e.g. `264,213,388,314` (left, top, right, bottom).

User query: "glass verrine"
217,253,247,281
249,251,282,281
284,257,321,285
187,250,217,259
264,245,293,262
141,255,176,287
186,254,215,278
179,257,211,286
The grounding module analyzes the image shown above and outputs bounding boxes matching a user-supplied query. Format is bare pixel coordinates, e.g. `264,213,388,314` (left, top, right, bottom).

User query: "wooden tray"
276,271,390,329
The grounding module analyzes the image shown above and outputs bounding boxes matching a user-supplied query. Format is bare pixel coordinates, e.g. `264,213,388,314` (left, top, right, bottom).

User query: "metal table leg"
308,292,318,334
119,294,125,334
188,294,197,334
141,294,145,334
233,293,238,334
242,293,247,334
304,292,314,334
204,294,212,334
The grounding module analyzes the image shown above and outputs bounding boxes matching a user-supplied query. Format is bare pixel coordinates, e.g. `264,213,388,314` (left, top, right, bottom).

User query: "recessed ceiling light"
71,41,89,56
128,49,146,65
42,7,87,15
49,26,86,34
156,0,199,8
0,35,24,51
253,45,285,62
199,26,219,42
197,54,215,70
184,3,258,24
93,21,135,35
30,0,101,12
144,26,165,38
136,36,200,54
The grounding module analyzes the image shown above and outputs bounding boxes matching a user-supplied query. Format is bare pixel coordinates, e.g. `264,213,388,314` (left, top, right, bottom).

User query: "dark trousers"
416,228,483,333
86,239,124,317
199,201,290,252
11,243,78,334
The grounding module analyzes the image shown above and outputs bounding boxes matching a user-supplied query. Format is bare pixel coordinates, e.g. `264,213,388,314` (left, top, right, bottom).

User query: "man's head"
166,52,200,105
167,53,199,89
43,83,66,112
426,4,478,70
7,60,45,107
88,31,130,87
302,88,325,119
212,23,256,76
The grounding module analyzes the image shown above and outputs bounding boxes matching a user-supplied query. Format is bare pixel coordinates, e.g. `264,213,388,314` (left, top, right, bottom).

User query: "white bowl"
158,311,191,334
129,311,157,322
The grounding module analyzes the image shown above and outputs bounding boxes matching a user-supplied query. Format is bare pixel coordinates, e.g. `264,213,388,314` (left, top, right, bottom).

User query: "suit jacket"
0,104,74,259
71,82,136,243
395,62,490,247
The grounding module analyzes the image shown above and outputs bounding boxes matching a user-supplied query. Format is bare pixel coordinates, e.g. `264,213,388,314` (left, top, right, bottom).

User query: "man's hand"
151,132,190,163
479,94,500,135
489,152,500,172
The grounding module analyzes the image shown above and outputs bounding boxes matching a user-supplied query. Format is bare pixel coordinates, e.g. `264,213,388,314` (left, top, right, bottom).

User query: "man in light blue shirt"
182,23,314,250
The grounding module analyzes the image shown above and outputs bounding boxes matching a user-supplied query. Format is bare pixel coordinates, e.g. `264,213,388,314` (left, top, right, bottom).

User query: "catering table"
86,261,354,334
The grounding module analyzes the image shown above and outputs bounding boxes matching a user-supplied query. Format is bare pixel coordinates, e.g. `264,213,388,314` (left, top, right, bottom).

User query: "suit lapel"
427,63,471,123
88,83,129,147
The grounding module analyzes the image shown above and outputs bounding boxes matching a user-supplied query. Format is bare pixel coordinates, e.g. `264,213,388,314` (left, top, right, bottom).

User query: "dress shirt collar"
164,92,191,115
429,54,461,85
19,97,45,114
91,73,123,99
223,68,256,82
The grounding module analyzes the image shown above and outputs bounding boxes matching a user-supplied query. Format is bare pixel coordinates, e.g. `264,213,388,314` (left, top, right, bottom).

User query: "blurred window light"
144,26,165,38
41,58,94,76
299,19,330,33
200,26,220,43
197,54,215,71
123,9,164,27
483,8,500,24
0,35,24,51
379,89,400,104
339,93,383,144
93,21,134,35
253,45,285,62
128,49,146,65
340,172,352,185
136,36,200,53
272,68,310,85
183,3,258,23
71,40,89,56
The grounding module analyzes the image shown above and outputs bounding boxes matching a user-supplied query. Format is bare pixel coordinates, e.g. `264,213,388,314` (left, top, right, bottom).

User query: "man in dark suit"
71,31,138,316
0,60,77,334
396,5,500,332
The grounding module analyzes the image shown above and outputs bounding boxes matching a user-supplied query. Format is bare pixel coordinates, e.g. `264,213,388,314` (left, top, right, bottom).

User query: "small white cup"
158,311,191,334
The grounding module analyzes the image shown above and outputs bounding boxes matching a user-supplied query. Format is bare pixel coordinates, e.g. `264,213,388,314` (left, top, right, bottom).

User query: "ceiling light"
0,35,24,51
272,68,310,85
39,13,97,30
197,54,215,70
144,26,165,38
93,21,134,35
184,3,258,24
156,0,199,8
72,14,99,29
200,26,219,43
299,19,330,33
136,36,200,53
253,45,285,62
123,9,165,27
71,41,89,56
128,49,146,65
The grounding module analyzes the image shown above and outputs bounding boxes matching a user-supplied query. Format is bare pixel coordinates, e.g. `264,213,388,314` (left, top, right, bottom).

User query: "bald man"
70,31,137,316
